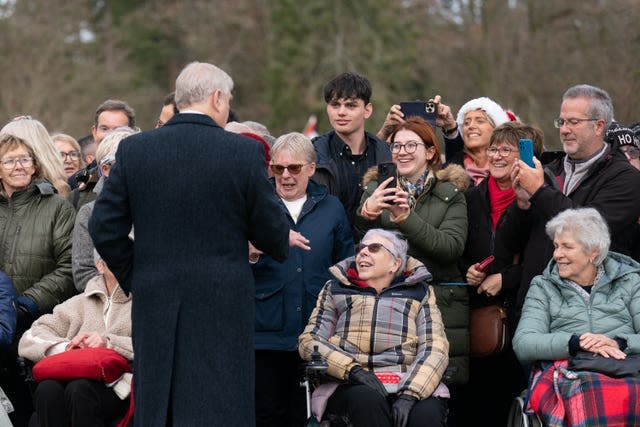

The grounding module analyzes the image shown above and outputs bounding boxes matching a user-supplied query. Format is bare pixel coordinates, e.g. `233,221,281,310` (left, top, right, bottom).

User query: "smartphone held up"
377,162,398,205
400,101,437,129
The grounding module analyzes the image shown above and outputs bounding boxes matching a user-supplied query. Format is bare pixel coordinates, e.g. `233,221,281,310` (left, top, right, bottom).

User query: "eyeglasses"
620,146,640,160
270,163,307,175
355,242,395,256
553,118,599,128
390,141,425,154
486,146,515,157
1,156,34,170
59,151,81,160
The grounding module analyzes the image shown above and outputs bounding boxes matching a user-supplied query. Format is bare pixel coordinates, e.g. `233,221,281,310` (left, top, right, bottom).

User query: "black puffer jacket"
0,181,76,315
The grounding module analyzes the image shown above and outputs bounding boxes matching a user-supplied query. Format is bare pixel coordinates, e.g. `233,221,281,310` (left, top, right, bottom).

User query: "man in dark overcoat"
89,61,292,426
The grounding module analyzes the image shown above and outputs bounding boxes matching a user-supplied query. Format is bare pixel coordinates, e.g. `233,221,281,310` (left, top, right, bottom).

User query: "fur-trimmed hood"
362,163,470,192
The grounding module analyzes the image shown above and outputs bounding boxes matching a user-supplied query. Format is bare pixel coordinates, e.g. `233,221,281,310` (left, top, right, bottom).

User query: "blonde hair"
1,118,70,195
52,133,85,169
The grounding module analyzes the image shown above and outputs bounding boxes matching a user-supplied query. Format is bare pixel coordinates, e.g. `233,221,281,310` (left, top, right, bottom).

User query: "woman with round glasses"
1,117,70,196
458,121,544,426
0,133,76,423
52,134,85,178
355,116,469,389
251,132,353,427
299,228,449,427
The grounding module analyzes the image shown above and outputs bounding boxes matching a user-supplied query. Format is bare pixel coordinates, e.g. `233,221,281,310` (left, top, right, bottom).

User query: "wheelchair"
301,346,430,427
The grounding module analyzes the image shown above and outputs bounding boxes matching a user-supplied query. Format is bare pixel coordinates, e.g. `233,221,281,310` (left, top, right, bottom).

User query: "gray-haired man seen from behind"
89,61,293,426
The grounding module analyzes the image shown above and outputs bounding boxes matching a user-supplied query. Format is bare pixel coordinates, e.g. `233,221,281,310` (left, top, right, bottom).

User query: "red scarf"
488,176,515,230
347,266,369,288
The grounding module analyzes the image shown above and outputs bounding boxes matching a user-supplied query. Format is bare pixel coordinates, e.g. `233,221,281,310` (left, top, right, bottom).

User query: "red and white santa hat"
455,97,512,130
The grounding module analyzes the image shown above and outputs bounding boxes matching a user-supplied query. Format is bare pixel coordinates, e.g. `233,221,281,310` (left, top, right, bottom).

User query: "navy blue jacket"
253,180,353,351
0,271,16,349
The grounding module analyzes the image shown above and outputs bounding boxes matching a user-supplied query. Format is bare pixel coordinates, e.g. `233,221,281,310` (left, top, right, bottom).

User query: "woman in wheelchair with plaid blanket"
513,208,640,427
299,228,449,427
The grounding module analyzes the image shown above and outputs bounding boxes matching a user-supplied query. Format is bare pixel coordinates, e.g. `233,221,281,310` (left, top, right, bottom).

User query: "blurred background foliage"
0,0,638,148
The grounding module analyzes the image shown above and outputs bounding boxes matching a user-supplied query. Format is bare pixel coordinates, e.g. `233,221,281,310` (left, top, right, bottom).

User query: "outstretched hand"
289,230,310,251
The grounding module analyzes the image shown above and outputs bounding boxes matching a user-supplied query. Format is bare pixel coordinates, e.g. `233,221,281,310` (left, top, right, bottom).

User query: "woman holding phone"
459,121,544,426
355,116,470,398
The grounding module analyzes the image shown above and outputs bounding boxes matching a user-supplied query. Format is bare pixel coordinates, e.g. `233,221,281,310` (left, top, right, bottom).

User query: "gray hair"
361,229,408,276
562,85,614,128
545,207,610,265
175,62,234,110
271,132,317,164
95,126,139,165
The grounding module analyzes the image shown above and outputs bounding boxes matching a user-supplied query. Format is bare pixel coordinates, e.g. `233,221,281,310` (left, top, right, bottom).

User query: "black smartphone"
518,138,535,168
400,101,437,128
377,162,398,190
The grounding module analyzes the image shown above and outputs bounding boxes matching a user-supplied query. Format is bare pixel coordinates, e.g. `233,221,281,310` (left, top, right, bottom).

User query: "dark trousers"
323,384,447,427
447,349,527,427
255,350,306,427
30,379,128,427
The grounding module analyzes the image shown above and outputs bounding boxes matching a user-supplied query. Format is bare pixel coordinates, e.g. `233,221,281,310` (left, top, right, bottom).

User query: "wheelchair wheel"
507,393,543,427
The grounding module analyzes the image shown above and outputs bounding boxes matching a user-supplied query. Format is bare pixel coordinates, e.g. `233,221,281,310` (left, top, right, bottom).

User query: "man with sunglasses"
499,84,640,323
312,72,391,234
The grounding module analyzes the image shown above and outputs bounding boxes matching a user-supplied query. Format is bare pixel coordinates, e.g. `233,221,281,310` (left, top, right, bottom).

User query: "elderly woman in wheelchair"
299,229,449,427
513,208,640,427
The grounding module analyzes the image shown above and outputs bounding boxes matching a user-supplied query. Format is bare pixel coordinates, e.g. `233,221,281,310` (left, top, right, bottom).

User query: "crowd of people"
0,60,638,427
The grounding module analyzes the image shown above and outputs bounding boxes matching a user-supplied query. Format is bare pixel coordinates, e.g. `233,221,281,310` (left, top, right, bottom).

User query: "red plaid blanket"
527,360,640,426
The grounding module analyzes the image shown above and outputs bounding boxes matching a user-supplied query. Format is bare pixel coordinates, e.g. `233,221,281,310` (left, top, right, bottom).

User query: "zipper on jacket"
367,294,380,371
104,293,113,327
8,225,21,267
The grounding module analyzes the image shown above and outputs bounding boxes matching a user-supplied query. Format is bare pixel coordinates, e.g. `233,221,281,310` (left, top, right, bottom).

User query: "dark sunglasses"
270,163,307,175
355,242,394,256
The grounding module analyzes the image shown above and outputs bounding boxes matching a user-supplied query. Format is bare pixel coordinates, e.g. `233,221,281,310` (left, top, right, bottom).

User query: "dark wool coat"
89,113,290,427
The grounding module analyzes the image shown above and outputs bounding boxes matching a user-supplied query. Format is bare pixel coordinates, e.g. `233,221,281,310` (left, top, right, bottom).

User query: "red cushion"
33,347,131,383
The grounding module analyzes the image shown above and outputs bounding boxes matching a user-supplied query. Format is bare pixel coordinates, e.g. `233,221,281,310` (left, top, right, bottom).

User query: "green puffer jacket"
514,252,640,364
0,181,76,314
355,164,470,385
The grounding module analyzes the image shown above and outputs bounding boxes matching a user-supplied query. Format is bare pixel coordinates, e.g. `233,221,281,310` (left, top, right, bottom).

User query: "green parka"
0,181,76,314
355,164,470,385
514,251,640,363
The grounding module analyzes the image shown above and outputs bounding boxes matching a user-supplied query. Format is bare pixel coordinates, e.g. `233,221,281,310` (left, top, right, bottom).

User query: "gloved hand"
348,365,388,397
392,394,417,427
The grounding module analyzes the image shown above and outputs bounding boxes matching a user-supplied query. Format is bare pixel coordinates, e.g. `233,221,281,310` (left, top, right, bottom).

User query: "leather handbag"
569,351,640,378
469,304,508,357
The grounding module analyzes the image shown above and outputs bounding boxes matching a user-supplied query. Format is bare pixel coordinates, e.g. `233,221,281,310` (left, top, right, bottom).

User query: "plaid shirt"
299,257,449,400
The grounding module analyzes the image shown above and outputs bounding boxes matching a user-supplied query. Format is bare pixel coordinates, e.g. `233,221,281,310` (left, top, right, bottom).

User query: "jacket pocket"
255,283,285,332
